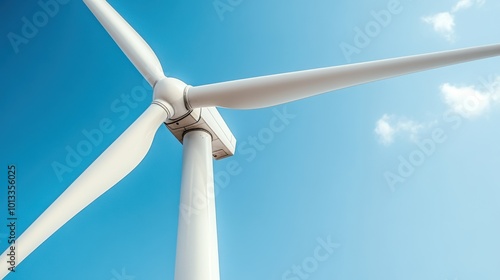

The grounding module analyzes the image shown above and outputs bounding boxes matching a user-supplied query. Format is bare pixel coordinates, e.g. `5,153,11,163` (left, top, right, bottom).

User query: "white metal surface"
83,0,165,86
166,107,236,160
0,103,168,279
186,44,500,109
153,78,190,120
175,130,220,280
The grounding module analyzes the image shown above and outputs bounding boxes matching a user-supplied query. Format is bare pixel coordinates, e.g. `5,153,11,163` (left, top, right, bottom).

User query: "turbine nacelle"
153,77,237,159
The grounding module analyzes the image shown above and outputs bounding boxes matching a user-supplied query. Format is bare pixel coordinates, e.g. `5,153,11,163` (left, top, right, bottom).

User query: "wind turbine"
1,0,500,279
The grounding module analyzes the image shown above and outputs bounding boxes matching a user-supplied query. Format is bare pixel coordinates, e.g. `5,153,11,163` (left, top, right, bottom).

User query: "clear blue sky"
1,0,500,279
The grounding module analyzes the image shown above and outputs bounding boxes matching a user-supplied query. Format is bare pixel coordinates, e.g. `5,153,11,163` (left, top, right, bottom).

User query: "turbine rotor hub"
153,77,191,120
152,77,236,159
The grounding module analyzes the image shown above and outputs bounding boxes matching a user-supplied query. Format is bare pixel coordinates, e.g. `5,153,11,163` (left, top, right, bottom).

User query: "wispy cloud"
423,12,456,42
452,0,485,12
375,115,396,145
375,115,428,146
441,76,500,118
441,83,490,118
422,0,485,42
375,75,500,145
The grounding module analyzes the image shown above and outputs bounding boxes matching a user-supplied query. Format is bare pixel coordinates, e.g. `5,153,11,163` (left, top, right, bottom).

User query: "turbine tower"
1,0,500,279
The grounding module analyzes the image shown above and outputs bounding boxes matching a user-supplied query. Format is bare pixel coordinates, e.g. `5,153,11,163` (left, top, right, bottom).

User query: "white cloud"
452,0,473,12
452,0,485,12
423,12,456,42
376,75,500,146
441,76,500,118
441,84,490,118
375,115,396,145
422,0,485,41
375,115,426,146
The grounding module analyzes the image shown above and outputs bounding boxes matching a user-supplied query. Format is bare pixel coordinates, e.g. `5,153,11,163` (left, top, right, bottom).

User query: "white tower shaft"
175,130,220,280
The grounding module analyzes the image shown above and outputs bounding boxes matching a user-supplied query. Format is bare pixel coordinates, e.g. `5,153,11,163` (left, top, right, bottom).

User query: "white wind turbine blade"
186,44,500,109
84,0,165,86
0,103,168,278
